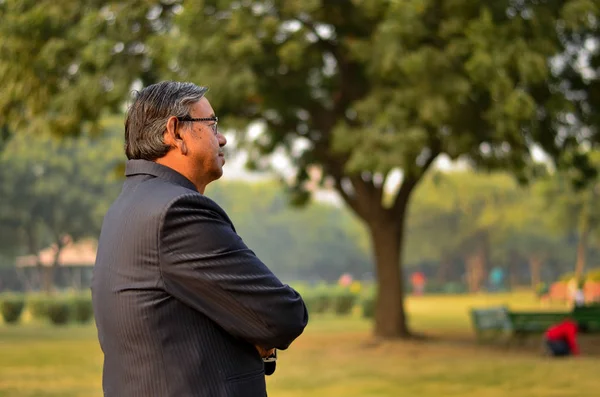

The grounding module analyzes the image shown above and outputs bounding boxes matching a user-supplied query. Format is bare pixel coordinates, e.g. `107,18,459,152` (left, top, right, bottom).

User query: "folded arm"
159,194,308,350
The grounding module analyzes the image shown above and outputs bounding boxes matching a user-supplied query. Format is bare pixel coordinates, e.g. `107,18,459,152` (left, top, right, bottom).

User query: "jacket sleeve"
158,194,308,350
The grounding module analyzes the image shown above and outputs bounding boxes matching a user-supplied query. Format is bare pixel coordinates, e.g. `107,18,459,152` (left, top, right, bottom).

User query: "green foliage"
163,3,600,336
27,294,49,321
46,299,71,326
535,282,549,297
587,269,600,282
361,296,376,319
207,181,371,281
0,1,177,137
0,123,123,267
71,296,93,324
3,0,599,337
303,288,332,315
0,294,25,324
331,289,357,316
300,284,362,316
443,283,468,295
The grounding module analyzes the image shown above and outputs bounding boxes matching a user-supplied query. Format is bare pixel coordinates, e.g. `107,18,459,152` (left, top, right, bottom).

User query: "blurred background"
1,1,600,396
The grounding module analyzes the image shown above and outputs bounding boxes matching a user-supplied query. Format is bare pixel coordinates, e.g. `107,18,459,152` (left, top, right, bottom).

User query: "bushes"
361,296,375,319
303,289,331,315
27,294,49,320
301,284,368,316
332,290,357,316
0,294,25,324
47,300,72,325
442,282,467,294
71,296,94,323
0,293,93,326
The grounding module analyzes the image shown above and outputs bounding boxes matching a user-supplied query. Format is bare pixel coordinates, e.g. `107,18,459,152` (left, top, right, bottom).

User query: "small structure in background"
15,239,96,291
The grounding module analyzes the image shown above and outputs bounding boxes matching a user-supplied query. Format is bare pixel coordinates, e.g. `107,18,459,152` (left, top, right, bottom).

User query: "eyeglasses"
177,116,219,135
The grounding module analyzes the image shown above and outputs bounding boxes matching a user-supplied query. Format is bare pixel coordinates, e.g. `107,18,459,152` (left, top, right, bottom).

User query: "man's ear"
165,116,187,155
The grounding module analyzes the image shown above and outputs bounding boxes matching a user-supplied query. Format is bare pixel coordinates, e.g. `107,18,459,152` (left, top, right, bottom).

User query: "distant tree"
206,181,371,281
0,122,123,292
537,152,600,281
406,170,525,291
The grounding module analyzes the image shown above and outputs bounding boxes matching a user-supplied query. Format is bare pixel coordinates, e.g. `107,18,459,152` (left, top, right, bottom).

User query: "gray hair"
125,81,209,160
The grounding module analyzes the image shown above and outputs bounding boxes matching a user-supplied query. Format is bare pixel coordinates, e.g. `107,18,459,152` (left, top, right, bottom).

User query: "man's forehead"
190,97,215,117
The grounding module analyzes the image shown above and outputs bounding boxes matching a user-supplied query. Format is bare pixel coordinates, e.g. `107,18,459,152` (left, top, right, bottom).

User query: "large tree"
2,0,599,338
159,1,598,337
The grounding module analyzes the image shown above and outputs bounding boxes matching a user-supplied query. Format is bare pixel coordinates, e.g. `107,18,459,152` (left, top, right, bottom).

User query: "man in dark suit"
92,81,308,397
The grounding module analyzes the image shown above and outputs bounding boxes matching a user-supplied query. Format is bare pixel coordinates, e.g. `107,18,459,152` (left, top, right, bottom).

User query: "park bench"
508,311,569,343
471,304,600,344
572,305,600,332
470,306,513,342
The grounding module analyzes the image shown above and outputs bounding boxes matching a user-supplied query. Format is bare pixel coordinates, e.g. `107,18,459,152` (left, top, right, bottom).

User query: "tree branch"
333,176,366,220
392,147,441,217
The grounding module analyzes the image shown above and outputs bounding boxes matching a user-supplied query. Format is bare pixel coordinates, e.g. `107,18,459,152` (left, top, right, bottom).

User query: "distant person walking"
92,81,308,396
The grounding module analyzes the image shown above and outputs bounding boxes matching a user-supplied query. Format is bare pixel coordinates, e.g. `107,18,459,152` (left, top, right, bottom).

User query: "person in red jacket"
544,319,588,357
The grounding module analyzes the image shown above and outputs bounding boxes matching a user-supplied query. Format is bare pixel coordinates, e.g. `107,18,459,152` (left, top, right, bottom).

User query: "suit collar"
125,159,198,192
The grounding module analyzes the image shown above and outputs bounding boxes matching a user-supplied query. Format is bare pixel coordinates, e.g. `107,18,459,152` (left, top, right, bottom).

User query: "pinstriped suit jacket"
92,159,308,397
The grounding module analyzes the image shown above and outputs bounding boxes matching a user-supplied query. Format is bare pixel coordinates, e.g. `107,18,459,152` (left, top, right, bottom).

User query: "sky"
220,124,552,207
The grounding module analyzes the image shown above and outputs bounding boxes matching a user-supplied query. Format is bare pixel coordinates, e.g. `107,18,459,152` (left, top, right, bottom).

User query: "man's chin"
213,165,224,180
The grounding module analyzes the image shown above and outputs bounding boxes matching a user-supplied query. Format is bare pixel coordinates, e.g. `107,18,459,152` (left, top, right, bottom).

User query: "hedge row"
2,286,378,324
0,294,93,326
299,286,376,318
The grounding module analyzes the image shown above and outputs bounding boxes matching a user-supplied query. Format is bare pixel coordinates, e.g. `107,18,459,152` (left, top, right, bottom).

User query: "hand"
255,345,275,358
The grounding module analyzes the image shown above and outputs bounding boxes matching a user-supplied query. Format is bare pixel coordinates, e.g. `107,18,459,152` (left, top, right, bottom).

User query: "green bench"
470,306,513,342
471,304,600,343
508,311,569,343
572,305,600,332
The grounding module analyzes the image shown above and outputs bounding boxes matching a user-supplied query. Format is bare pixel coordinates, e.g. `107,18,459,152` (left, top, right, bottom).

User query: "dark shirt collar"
125,159,198,192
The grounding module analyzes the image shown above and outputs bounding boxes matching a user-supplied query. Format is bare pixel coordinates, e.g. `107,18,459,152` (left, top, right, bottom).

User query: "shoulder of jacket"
163,190,230,220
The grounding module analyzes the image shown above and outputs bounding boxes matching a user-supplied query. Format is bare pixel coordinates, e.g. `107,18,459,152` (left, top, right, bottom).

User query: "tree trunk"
465,234,488,293
45,237,66,295
329,147,439,340
508,250,519,289
369,216,409,338
529,255,543,289
575,220,589,282
42,267,54,294
25,225,44,291
436,256,452,283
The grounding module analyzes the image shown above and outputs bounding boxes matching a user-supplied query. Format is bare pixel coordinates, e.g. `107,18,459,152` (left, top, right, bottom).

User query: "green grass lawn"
0,292,598,397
